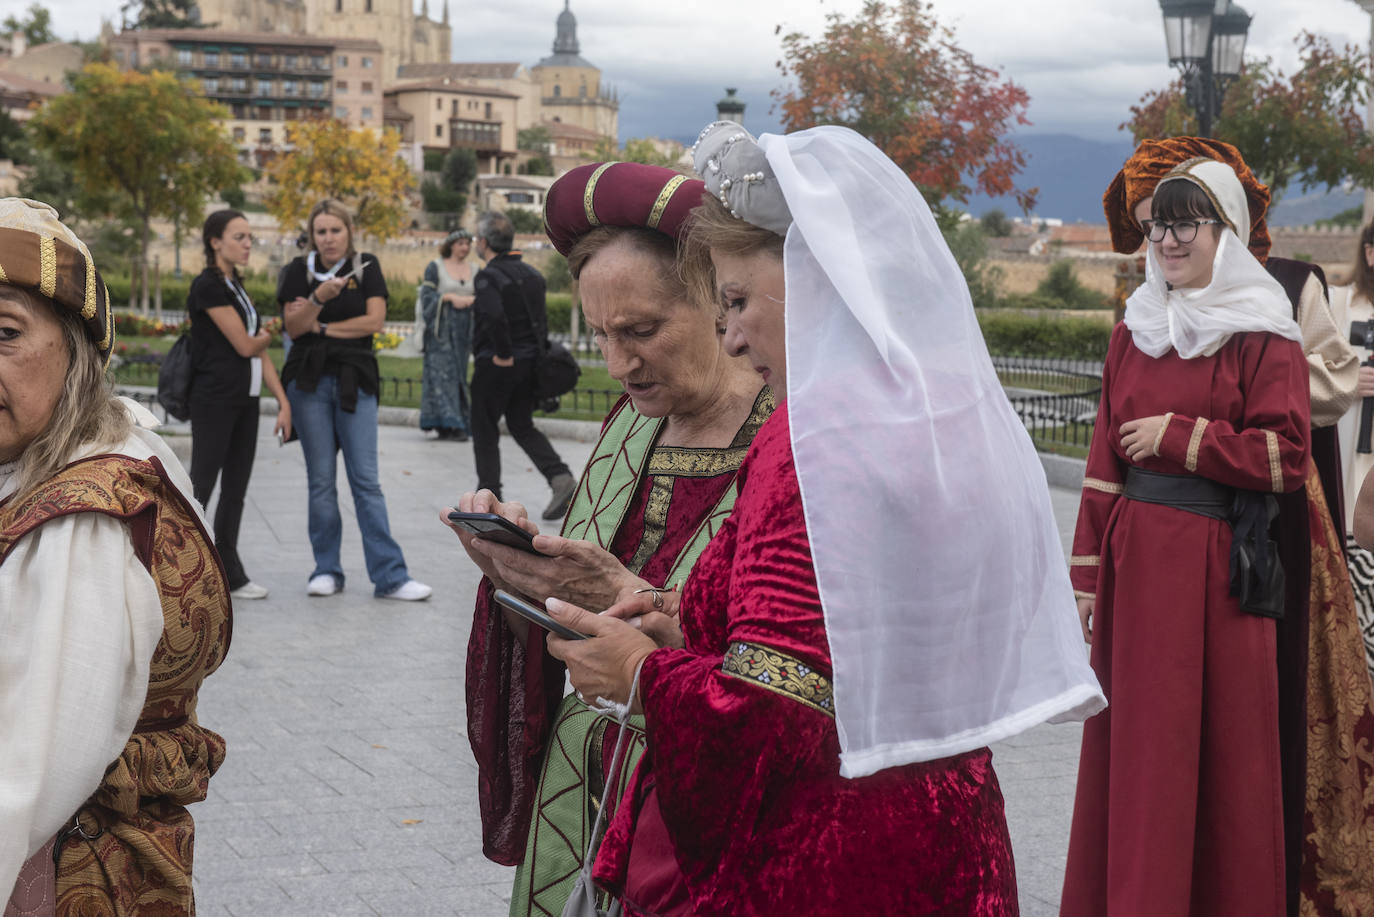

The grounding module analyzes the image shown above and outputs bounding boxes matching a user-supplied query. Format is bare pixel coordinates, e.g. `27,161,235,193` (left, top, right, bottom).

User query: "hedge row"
106,272,577,332
975,311,1112,360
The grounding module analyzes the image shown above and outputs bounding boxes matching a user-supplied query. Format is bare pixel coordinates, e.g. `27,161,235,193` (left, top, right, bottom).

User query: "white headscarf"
1124,158,1300,359
699,125,1105,777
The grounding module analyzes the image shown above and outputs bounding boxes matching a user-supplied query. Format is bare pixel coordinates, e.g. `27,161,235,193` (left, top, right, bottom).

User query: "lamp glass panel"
1212,30,1247,75
1164,13,1212,63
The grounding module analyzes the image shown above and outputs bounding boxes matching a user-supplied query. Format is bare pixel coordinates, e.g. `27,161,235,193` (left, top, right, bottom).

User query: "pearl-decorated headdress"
691,121,792,237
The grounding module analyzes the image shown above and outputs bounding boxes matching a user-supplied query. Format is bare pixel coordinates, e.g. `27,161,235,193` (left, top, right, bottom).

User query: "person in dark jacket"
469,210,575,520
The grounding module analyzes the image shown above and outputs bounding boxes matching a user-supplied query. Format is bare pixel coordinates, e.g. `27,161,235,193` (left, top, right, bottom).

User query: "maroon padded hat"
543,162,707,256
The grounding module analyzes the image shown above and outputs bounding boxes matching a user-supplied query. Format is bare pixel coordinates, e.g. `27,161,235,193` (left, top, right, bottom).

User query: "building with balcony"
193,0,450,86
105,29,384,167
383,79,519,172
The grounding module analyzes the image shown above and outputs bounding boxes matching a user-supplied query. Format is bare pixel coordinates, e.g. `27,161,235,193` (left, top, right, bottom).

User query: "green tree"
3,3,57,45
980,208,1013,237
1315,205,1364,229
1124,32,1374,203
263,117,415,241
441,147,477,204
517,125,552,151
775,0,1036,212
121,0,206,29
593,136,682,167
520,155,554,176
942,221,1002,309
28,63,244,312
1034,259,1108,310
507,208,544,234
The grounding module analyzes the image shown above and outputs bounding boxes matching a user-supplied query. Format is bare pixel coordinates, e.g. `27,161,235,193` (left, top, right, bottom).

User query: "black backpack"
156,332,194,421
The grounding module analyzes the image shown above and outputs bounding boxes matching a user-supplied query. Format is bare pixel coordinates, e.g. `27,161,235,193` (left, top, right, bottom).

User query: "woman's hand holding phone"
440,491,537,591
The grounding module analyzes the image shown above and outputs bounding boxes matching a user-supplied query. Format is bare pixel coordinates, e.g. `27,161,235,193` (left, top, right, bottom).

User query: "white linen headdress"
1124,158,1300,360
697,124,1105,778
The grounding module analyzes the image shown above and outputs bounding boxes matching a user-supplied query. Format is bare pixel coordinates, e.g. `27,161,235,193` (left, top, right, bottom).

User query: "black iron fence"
114,351,1106,450
992,356,1102,454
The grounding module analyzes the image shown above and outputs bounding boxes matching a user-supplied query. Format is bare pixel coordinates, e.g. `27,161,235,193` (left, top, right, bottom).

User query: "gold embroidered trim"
1265,429,1282,493
583,161,619,227
1082,477,1123,495
646,175,689,230
1069,555,1101,566
0,260,8,283
647,446,750,477
1152,412,1174,458
1073,590,1096,601
97,283,113,361
1185,417,1208,472
721,642,834,717
627,475,674,575
38,236,56,298
82,252,97,319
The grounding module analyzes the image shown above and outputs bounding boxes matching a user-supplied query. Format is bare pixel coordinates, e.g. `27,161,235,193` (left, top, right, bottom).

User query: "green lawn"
111,336,622,420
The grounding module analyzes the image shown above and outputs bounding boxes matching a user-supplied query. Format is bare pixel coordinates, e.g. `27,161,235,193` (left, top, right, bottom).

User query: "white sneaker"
379,579,432,602
307,574,340,597
230,581,269,600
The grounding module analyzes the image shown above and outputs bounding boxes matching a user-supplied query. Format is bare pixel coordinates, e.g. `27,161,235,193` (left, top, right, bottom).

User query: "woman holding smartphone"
187,208,290,600
278,199,431,601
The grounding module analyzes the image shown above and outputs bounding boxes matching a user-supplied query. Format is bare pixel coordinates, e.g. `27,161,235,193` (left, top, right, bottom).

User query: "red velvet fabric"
543,162,707,256
594,407,1019,916
1064,325,1311,916
465,402,748,865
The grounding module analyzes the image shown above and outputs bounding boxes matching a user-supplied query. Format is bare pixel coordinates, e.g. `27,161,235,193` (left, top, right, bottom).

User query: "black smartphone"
447,511,547,555
493,589,588,640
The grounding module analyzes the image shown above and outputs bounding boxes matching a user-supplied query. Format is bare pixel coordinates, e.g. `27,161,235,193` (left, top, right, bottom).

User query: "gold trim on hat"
646,175,689,230
83,253,97,319
0,261,8,284
38,236,56,298
1159,157,1240,238
97,281,113,355
583,161,618,227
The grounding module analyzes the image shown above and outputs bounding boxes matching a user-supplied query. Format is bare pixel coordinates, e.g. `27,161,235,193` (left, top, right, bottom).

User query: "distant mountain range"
963,133,1361,227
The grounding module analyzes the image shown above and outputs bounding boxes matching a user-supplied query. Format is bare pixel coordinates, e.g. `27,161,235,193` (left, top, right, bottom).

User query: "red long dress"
1063,324,1311,916
593,406,1019,916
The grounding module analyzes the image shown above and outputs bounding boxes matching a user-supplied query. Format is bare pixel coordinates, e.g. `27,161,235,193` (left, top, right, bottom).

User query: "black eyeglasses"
1141,219,1222,244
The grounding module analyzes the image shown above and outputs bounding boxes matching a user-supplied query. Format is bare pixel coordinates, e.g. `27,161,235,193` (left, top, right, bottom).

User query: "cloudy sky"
28,0,1374,143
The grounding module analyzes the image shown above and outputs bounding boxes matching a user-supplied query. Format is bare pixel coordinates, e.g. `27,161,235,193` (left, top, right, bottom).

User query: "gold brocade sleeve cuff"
1073,590,1096,601
721,642,834,717
1069,555,1101,567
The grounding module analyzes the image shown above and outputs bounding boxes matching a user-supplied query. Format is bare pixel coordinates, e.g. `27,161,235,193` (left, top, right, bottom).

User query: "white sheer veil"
757,126,1105,778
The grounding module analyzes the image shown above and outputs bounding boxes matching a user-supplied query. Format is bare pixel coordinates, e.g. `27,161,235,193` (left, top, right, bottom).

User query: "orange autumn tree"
264,118,415,242
775,0,1036,214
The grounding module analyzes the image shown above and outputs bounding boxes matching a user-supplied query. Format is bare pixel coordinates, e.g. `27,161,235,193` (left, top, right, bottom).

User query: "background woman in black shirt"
278,199,431,602
188,208,290,600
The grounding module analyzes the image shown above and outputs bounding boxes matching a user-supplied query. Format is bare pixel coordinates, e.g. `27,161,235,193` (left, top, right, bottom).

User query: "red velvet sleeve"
464,577,568,865
1071,325,1127,598
1155,333,1311,494
626,413,840,898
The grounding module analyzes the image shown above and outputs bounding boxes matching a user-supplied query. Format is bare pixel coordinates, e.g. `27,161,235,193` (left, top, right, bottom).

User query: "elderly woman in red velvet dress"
540,124,1105,915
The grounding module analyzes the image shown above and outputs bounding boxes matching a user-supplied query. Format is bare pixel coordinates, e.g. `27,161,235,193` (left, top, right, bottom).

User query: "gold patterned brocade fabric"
0,454,232,917
1299,469,1374,916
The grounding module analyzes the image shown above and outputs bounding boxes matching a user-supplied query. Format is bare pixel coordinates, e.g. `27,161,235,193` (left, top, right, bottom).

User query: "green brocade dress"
507,389,773,916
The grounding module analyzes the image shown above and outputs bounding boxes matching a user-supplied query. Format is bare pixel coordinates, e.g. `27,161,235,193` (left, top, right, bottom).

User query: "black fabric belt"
1123,468,1285,619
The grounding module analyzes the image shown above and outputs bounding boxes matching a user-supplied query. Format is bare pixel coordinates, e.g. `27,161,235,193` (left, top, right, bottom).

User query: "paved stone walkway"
186,415,1085,916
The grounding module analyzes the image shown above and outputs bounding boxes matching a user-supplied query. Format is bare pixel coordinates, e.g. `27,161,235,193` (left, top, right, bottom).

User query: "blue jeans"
287,376,410,594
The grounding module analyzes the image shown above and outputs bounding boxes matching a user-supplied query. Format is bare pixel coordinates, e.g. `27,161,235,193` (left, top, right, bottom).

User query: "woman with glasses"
187,208,291,600
1063,158,1311,916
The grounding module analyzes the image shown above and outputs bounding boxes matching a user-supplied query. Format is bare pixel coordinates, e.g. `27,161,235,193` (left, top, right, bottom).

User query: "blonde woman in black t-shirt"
187,209,291,600
278,199,431,601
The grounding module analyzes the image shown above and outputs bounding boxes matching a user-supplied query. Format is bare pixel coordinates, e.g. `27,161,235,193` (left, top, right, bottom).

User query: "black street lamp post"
1158,0,1252,137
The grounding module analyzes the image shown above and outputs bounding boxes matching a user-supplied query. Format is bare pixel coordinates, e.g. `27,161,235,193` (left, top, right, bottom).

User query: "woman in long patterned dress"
446,162,772,916
419,229,475,441
543,124,1104,915
0,198,231,914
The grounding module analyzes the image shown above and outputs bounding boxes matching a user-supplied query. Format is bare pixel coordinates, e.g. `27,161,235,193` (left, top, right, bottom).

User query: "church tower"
530,2,617,140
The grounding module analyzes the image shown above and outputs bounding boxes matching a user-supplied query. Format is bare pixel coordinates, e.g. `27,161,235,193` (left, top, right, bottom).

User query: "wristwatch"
317,322,329,337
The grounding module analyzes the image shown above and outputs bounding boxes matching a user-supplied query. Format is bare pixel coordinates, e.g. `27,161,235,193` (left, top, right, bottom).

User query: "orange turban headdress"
1103,137,1273,263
